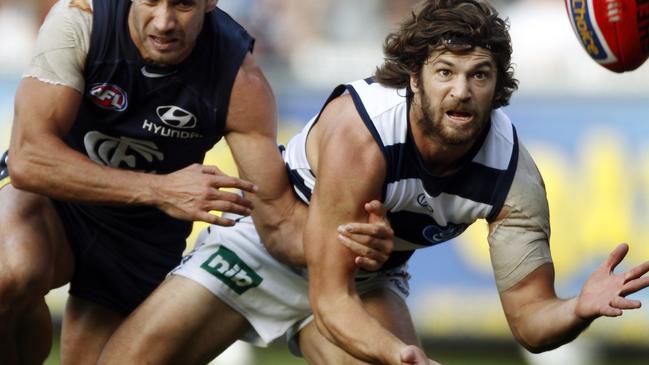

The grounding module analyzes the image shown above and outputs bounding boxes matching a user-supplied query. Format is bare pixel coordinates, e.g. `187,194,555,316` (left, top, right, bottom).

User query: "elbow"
510,326,558,354
519,341,558,355
517,339,548,354
6,153,32,190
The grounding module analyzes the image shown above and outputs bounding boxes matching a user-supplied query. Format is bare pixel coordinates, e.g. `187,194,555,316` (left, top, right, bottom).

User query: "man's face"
410,47,497,146
128,0,216,66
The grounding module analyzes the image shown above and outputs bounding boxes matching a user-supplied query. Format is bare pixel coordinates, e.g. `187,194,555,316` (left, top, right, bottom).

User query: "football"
564,0,649,72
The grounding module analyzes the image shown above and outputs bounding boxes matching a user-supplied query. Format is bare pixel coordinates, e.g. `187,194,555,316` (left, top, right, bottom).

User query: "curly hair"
374,0,518,108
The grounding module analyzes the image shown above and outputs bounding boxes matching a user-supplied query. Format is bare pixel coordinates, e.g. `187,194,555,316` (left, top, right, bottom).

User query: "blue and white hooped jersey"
283,78,519,269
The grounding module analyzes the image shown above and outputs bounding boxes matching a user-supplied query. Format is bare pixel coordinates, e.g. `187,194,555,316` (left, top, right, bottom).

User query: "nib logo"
201,246,263,294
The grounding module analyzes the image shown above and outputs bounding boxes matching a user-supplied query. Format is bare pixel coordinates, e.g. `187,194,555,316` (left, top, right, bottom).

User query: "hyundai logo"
156,106,197,129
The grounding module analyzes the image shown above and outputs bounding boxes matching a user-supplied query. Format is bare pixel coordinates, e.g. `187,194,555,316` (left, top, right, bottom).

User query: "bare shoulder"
225,53,277,135
314,93,377,148
308,93,385,181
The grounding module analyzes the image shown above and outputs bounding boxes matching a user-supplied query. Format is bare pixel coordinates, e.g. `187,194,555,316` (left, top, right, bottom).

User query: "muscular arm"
304,95,408,365
7,2,255,225
9,79,151,203
224,56,394,268
224,53,308,266
490,145,649,353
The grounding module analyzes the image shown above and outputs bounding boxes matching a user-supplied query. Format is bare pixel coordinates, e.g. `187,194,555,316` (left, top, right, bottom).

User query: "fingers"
621,276,649,296
202,165,258,193
400,345,438,365
201,164,224,175
365,200,389,224
340,223,393,240
604,243,629,272
400,345,418,364
337,232,389,269
194,211,236,226
610,296,641,310
624,260,649,282
599,306,623,317
207,188,254,211
354,256,382,272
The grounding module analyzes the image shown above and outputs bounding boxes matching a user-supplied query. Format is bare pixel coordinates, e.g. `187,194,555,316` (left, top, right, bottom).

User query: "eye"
176,0,197,10
436,69,452,78
473,70,492,81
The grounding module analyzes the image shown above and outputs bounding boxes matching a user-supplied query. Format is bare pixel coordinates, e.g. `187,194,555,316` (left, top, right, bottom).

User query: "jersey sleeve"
23,0,92,92
488,143,553,292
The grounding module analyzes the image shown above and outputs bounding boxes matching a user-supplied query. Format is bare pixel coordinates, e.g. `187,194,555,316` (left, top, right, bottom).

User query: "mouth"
445,110,474,124
149,35,179,52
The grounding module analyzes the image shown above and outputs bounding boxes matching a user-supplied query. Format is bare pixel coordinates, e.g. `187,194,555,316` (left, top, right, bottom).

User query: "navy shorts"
2,149,190,315
52,200,190,315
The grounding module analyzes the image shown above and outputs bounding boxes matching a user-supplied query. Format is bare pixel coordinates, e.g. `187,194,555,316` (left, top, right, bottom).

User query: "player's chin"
144,49,186,67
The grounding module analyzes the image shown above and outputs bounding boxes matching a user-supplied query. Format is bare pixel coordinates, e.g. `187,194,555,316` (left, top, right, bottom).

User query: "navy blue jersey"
60,1,254,313
57,0,254,257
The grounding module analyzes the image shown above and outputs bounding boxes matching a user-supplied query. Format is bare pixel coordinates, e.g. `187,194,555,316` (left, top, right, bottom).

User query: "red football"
565,0,649,72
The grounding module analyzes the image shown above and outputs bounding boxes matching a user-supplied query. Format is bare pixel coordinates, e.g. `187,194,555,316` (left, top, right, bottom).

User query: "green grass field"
44,336,649,365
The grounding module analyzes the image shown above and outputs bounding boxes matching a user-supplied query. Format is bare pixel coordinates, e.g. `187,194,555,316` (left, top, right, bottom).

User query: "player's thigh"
61,296,124,365
300,287,420,365
98,275,251,365
0,185,73,296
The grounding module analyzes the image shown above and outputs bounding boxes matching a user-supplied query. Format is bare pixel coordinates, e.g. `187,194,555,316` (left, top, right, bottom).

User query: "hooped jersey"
283,78,519,269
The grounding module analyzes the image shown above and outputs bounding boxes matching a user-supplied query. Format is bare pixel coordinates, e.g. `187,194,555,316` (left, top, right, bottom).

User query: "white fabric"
171,215,410,347
24,0,93,92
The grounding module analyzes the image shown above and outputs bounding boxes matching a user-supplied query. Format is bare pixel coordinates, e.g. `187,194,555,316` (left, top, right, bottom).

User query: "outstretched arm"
491,145,649,353
499,243,649,353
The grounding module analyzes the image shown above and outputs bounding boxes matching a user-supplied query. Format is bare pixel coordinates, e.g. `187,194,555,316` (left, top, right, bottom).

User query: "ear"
206,0,218,12
409,73,420,94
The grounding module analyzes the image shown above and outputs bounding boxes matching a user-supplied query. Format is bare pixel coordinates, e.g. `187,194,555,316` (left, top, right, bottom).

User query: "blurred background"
1,0,649,364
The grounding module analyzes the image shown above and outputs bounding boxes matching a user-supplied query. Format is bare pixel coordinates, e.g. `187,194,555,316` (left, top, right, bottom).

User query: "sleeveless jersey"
284,78,519,269
60,0,254,252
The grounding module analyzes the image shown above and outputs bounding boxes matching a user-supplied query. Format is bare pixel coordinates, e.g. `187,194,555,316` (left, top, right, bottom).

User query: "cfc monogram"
84,131,163,170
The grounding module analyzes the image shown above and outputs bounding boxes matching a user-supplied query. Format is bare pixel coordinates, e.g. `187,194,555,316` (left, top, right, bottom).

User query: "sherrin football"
565,0,649,72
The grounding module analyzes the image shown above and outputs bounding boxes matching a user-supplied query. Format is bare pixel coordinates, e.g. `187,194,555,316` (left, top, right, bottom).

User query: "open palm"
576,243,649,319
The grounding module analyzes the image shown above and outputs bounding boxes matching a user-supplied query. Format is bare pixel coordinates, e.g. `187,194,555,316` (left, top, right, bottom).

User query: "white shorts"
171,215,411,350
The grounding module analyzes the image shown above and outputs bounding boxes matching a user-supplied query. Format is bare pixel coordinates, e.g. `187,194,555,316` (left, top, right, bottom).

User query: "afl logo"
156,106,197,129
89,83,128,111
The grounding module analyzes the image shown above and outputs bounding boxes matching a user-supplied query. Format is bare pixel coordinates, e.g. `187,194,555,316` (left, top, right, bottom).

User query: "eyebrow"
432,59,495,70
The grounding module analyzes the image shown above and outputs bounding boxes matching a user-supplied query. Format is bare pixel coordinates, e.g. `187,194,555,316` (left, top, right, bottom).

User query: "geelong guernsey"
284,78,519,269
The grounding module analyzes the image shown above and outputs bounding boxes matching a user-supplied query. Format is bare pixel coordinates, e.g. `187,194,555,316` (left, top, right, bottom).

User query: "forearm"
312,291,405,364
9,135,157,205
508,296,591,353
247,188,307,267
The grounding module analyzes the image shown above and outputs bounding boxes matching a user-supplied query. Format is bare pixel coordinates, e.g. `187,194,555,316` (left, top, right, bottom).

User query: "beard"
415,86,489,146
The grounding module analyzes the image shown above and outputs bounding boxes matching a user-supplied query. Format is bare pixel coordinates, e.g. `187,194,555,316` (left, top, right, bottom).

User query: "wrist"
135,172,163,206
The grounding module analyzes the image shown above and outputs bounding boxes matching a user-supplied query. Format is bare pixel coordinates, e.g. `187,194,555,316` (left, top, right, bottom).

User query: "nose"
152,4,177,33
450,76,471,101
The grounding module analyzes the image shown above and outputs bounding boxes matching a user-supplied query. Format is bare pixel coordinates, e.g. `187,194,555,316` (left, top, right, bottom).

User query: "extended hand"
400,345,442,365
576,243,649,319
337,200,394,271
153,164,257,225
